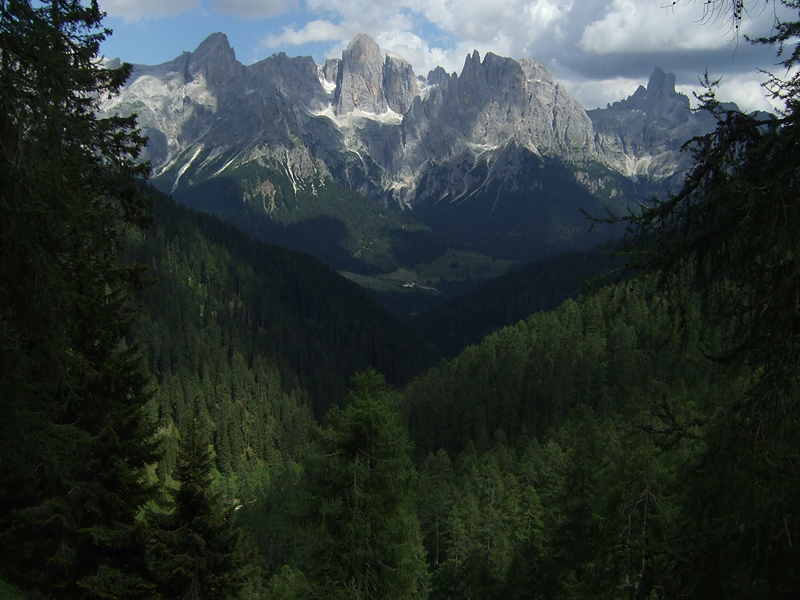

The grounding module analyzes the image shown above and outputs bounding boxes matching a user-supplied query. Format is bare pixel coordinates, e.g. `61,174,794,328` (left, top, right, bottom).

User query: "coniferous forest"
2,1,800,599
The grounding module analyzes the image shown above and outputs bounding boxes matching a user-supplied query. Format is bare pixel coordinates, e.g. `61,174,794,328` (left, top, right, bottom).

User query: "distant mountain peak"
101,34,724,264
188,31,241,88
191,32,235,65
591,67,690,122
647,67,677,95
587,67,718,184
334,33,387,115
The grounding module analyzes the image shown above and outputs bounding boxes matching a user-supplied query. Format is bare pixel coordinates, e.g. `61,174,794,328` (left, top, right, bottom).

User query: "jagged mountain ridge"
588,67,718,188
105,33,599,198
101,32,720,264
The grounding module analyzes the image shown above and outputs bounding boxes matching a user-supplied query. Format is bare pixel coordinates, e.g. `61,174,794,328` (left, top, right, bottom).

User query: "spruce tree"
303,370,429,600
151,421,254,600
0,1,157,598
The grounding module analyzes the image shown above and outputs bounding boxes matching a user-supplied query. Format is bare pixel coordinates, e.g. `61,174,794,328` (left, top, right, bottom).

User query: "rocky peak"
483,52,527,89
647,68,679,98
322,59,339,87
383,53,419,114
188,32,241,86
334,33,387,115
608,67,690,118
517,58,554,85
426,66,454,88
456,50,487,95
447,51,546,114
588,68,718,184
191,32,233,59
424,50,594,154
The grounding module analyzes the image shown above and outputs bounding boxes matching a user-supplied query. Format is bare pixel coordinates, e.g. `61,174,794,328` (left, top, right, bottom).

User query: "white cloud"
714,72,785,113
99,0,200,19
302,0,406,30
259,0,580,76
439,0,512,42
557,74,645,110
430,0,575,54
523,0,574,41
291,0,575,57
261,20,348,48
100,0,788,114
375,30,476,77
579,0,735,54
214,0,295,18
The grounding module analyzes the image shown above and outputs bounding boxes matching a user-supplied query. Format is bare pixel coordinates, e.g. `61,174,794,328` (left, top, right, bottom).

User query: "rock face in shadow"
187,32,243,94
322,59,339,86
426,66,454,88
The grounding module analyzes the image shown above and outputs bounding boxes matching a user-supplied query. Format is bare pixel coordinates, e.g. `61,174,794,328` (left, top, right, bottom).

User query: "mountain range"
101,32,728,271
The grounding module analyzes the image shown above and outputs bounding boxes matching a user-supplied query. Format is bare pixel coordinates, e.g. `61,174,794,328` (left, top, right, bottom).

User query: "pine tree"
620,2,800,595
303,370,429,600
0,1,157,597
151,421,254,600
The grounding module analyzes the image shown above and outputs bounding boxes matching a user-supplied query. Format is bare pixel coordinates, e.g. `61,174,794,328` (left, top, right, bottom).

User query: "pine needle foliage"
619,2,800,595
0,1,156,598
150,421,254,600
303,370,429,600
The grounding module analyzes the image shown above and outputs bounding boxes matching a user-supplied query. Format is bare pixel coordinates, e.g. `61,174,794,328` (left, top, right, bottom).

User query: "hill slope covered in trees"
4,1,800,599
409,245,624,357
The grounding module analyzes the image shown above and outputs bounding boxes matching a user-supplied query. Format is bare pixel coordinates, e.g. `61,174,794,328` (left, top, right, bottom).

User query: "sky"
97,0,796,113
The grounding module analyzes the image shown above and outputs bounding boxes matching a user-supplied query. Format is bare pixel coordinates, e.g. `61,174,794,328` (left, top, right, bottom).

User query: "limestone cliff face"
434,51,595,154
390,50,597,205
383,54,419,115
331,35,422,118
334,33,388,115
401,51,595,156
102,33,718,210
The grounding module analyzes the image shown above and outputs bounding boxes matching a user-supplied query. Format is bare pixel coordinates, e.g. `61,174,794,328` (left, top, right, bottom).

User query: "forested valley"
2,1,800,599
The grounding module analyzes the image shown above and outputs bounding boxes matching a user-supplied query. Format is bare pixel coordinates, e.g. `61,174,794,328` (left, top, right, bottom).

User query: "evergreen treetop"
303,370,429,600
150,421,254,600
